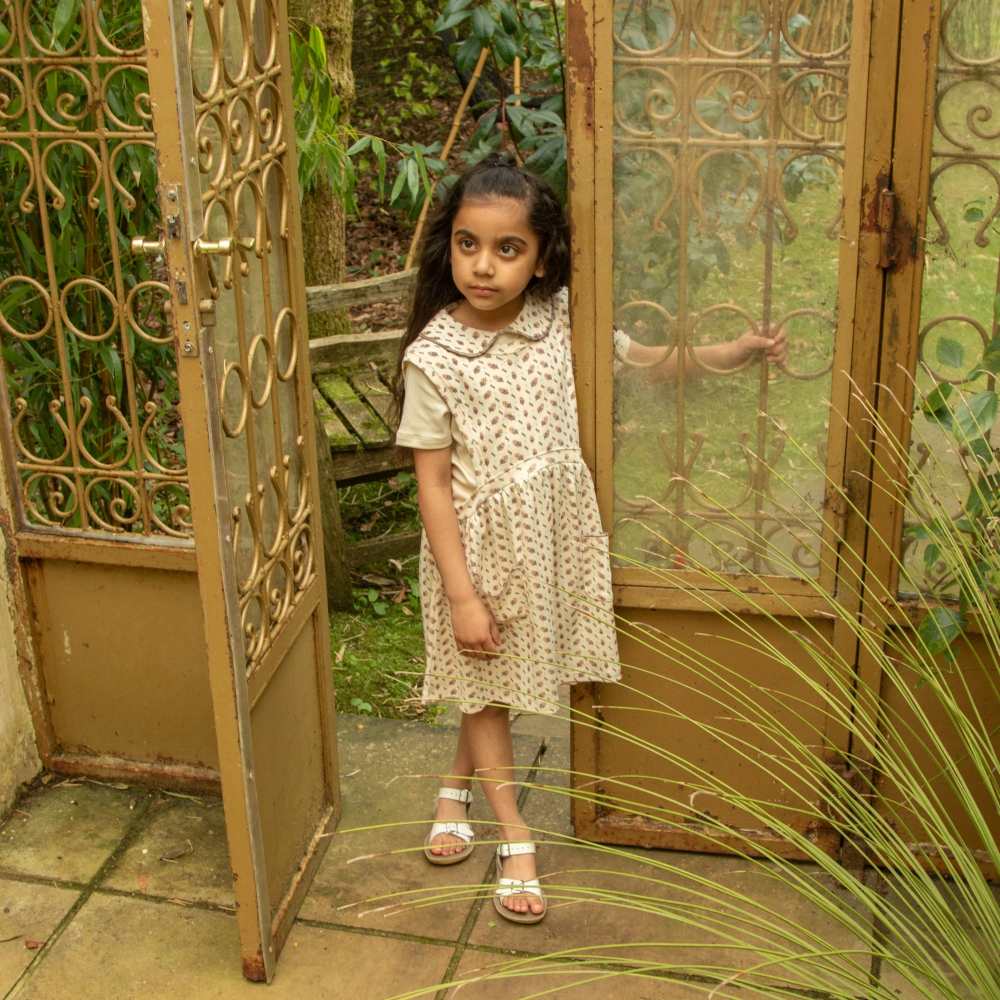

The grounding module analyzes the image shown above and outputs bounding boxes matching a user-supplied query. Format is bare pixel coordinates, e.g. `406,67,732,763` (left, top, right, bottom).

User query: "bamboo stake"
404,46,491,270
513,54,521,104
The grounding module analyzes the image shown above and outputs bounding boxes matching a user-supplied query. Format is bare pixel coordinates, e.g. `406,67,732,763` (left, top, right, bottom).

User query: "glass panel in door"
610,0,852,581
897,5,1000,600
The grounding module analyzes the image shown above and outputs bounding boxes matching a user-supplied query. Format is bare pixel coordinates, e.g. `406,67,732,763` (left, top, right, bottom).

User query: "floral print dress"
402,287,621,715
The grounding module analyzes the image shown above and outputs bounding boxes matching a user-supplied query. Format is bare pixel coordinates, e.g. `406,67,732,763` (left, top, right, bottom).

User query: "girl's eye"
500,244,518,257
459,237,475,251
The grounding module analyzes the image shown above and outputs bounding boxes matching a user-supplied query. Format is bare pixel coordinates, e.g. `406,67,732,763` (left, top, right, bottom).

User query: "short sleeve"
395,361,453,450
613,328,632,362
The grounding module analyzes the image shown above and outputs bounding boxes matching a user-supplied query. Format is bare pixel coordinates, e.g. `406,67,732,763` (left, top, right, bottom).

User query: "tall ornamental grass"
345,378,998,1000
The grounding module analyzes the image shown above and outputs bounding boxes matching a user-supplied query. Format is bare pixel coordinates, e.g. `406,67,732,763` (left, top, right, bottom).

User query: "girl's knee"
466,702,508,722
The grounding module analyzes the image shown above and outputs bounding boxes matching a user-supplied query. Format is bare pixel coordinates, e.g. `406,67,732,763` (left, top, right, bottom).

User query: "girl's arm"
413,446,501,658
623,326,788,381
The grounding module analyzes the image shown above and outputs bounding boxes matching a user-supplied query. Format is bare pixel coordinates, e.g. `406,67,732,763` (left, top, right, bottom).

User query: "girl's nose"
473,251,494,275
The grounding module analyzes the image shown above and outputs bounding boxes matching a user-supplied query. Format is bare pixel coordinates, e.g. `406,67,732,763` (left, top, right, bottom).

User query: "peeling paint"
0,495,42,814
242,950,267,983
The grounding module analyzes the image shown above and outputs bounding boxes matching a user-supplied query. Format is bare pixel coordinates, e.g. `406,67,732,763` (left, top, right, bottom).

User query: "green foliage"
0,0,179,530
435,0,568,196
329,564,439,722
354,0,453,136
908,294,1000,651
291,23,358,209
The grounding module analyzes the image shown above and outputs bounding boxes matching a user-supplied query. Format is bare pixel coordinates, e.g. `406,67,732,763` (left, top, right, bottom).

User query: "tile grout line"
430,737,549,1000
2,791,156,1000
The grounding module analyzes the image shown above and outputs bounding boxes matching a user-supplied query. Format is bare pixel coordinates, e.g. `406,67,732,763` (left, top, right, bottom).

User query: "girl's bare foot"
429,794,471,857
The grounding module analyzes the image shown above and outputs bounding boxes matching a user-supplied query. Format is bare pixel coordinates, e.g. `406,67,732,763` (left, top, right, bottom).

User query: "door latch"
877,188,898,270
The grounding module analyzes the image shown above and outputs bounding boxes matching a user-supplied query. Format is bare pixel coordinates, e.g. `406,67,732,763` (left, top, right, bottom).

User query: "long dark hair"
392,152,570,421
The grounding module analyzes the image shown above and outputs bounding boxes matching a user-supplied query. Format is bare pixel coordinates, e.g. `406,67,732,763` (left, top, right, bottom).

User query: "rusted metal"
241,952,267,984
572,0,882,862
14,533,197,571
876,188,898,268
603,1,855,584
0,506,54,760
49,752,220,795
581,811,840,862
571,0,997,880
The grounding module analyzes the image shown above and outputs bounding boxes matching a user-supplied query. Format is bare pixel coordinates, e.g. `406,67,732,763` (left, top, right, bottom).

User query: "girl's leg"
465,703,544,916
429,712,475,857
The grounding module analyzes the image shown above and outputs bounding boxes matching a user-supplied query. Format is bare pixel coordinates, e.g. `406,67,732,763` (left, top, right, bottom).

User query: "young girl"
394,153,786,925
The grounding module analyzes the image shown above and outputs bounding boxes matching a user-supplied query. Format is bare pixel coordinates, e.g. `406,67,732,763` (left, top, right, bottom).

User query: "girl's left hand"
449,593,502,659
734,324,788,366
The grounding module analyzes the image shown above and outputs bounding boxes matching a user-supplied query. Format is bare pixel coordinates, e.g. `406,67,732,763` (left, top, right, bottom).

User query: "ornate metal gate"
0,0,215,783
0,0,339,980
569,0,998,874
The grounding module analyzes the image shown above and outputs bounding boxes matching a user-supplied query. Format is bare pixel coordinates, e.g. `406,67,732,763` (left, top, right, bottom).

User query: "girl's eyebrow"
453,228,528,246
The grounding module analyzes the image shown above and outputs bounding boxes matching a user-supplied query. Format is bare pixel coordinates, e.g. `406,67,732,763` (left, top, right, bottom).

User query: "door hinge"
877,187,898,270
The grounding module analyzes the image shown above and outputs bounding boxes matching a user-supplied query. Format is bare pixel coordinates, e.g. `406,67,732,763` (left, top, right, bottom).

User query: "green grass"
329,555,445,722
330,591,433,720
337,472,421,543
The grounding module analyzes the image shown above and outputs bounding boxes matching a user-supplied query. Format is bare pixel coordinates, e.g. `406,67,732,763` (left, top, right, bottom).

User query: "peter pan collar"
417,291,555,358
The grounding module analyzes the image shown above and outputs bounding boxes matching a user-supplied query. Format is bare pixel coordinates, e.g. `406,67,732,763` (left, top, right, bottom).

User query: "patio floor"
0,710,937,999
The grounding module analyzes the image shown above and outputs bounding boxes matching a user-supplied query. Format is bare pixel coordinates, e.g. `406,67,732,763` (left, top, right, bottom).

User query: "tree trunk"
290,0,354,339
292,0,355,610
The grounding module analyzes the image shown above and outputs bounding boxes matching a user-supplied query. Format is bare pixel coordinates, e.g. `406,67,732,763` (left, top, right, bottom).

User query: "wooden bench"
306,270,414,484
305,269,419,600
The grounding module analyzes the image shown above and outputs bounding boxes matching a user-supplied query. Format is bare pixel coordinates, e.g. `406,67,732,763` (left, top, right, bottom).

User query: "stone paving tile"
302,715,541,939
874,878,1000,1000
508,734,880,996
467,839,873,997
447,948,771,999
10,893,455,999
0,877,79,994
100,794,233,907
0,782,140,883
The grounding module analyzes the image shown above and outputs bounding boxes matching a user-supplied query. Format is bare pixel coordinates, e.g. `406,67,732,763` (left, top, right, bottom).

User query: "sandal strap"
428,821,474,843
436,787,472,805
497,841,536,859
496,878,543,899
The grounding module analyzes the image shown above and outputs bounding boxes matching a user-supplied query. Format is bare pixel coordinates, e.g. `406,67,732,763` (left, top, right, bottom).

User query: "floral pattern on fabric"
404,288,621,716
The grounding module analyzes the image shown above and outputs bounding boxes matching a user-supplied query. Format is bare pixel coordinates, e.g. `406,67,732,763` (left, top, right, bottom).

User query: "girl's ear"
534,260,545,278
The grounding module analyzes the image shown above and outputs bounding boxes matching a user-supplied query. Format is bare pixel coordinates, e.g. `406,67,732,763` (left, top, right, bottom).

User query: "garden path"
0,711,918,999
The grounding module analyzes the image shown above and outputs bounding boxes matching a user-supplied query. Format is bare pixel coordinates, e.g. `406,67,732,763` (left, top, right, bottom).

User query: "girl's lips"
470,286,497,295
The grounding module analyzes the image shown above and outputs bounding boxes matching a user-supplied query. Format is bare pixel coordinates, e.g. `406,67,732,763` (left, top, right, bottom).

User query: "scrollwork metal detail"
185,0,315,675
0,1,191,539
611,0,850,579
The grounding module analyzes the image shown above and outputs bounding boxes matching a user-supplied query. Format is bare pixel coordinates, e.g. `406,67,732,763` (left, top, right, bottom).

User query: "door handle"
131,235,166,255
194,236,256,256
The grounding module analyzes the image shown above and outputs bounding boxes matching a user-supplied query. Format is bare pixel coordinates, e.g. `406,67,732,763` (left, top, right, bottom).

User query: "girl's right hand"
449,593,502,659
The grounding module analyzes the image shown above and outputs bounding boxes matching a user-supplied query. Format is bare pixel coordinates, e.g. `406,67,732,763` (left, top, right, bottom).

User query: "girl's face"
449,196,544,322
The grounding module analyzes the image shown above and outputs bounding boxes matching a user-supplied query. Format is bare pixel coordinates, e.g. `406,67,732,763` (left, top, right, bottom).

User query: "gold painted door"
140,0,339,981
568,0,889,858
861,0,1000,875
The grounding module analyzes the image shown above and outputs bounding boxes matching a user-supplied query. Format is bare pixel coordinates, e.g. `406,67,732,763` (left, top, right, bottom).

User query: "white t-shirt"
395,301,632,507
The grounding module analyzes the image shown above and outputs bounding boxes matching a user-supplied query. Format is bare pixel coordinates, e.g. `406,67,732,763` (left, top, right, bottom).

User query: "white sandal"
493,841,546,924
423,787,475,865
